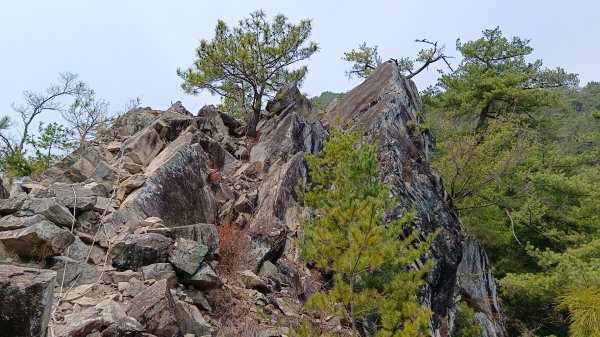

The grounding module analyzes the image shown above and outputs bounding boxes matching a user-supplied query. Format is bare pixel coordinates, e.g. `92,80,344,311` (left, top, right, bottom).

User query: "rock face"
0,63,505,336
0,265,56,337
327,60,505,336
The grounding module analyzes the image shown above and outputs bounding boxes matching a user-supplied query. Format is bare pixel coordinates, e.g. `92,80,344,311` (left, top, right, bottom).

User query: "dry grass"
216,221,252,276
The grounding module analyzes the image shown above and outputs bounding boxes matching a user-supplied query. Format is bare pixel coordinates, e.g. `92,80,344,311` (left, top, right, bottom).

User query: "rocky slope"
0,61,504,337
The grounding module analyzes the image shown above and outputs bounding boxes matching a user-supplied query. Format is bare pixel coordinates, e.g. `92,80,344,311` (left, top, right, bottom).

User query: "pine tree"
299,129,434,336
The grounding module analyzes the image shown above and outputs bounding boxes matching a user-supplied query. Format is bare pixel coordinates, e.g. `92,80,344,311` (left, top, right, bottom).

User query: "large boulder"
0,218,74,259
110,233,173,270
0,265,56,337
120,133,217,227
127,279,182,337
147,223,219,261
20,198,74,227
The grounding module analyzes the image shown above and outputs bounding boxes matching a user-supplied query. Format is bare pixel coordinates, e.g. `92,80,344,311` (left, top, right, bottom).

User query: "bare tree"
10,72,88,153
397,39,454,79
344,39,454,80
0,116,15,153
62,90,110,144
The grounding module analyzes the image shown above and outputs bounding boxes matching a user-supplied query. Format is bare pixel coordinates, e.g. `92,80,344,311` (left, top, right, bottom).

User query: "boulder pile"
0,62,505,336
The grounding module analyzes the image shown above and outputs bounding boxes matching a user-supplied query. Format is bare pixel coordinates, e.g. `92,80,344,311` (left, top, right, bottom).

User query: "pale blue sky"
1,1,599,130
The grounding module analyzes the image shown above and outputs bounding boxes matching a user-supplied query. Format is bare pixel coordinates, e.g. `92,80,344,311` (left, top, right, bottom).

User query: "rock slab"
0,265,56,337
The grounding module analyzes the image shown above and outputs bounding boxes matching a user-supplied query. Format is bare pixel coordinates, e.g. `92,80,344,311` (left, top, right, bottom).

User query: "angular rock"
94,197,117,215
20,198,74,227
0,178,8,199
66,236,105,264
94,299,128,325
50,256,102,286
141,216,163,227
259,260,300,290
120,174,146,189
140,263,178,288
0,197,26,216
0,220,74,259
175,300,213,336
265,83,312,117
127,279,182,337
179,262,222,290
101,316,147,337
20,183,47,197
182,289,212,312
111,233,173,270
168,238,208,275
457,238,505,336
198,138,238,174
0,265,56,337
197,104,242,135
120,156,144,174
0,214,47,231
107,270,142,284
122,125,165,166
52,309,104,337
147,223,219,261
120,135,217,227
47,183,98,211
237,270,271,293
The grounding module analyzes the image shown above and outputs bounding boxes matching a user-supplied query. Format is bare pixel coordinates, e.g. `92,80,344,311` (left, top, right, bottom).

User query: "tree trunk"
245,108,261,138
476,104,491,130
245,91,264,138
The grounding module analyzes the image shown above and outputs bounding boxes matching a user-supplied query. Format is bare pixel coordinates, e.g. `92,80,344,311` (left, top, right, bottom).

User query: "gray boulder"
175,300,213,336
0,265,56,337
20,198,74,227
0,214,47,231
140,263,178,288
147,223,219,261
0,219,74,259
120,133,217,227
127,279,182,337
111,233,173,270
179,262,222,290
101,316,148,337
168,238,208,275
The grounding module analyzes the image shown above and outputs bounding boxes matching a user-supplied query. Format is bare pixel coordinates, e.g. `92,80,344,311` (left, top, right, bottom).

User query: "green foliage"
343,39,451,80
27,122,75,170
425,27,578,129
299,129,434,336
342,42,382,79
0,150,32,181
310,91,345,111
177,10,318,136
425,27,599,336
557,285,600,337
451,302,483,337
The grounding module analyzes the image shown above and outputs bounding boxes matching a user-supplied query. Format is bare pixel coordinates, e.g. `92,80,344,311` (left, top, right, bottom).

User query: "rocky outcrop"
327,60,505,336
0,63,505,336
0,265,56,337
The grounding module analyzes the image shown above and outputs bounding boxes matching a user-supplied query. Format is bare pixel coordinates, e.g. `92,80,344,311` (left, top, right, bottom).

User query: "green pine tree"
298,129,435,336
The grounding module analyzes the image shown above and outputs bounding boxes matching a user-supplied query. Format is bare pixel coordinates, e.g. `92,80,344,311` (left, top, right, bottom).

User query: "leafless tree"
10,72,88,152
62,91,110,144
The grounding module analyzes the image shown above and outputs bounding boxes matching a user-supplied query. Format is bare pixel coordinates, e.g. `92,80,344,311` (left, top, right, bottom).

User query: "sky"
1,0,599,133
